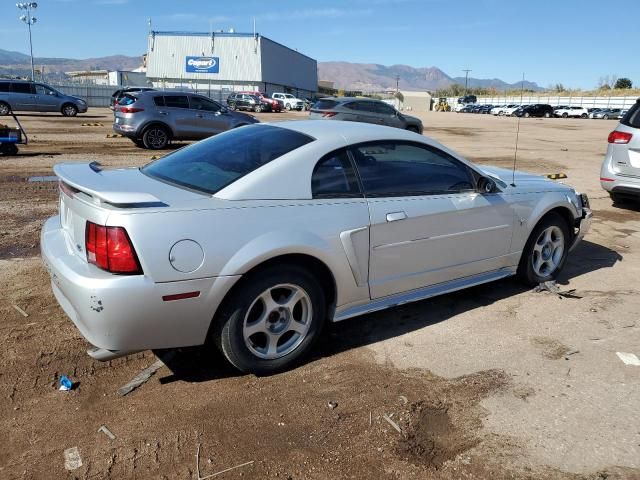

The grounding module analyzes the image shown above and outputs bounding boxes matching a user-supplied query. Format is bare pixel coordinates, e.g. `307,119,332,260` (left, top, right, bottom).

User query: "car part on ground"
0,108,28,156
41,120,591,373
112,90,259,149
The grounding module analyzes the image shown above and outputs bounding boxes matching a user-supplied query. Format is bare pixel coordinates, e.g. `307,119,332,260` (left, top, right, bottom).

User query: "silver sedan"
41,121,591,374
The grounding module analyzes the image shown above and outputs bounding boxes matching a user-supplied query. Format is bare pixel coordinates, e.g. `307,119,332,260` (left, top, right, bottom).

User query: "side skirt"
333,267,516,322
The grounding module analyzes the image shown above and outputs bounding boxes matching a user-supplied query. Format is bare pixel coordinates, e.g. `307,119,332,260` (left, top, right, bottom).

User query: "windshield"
141,125,314,194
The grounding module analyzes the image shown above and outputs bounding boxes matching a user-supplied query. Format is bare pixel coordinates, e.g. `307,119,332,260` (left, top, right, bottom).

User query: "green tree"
393,91,404,102
614,78,633,89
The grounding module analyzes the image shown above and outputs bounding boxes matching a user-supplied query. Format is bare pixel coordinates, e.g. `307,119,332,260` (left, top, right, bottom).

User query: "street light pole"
17,2,38,82
462,69,471,95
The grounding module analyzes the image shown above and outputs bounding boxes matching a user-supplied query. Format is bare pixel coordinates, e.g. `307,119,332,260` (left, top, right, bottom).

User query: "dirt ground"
1,109,639,480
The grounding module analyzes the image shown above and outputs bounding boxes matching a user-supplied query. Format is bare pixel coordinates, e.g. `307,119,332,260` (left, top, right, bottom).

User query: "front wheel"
544,112,550,118
61,104,78,117
524,112,530,118
581,113,588,119
213,265,326,374
603,115,609,120
0,143,19,155
0,102,10,116
285,103,292,111
562,112,568,118
253,104,262,113
518,212,570,286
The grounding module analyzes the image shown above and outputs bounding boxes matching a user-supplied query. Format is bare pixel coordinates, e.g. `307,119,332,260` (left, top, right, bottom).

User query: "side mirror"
477,176,496,194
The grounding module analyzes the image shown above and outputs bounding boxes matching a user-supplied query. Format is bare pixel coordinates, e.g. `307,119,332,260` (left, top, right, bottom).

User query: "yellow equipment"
435,97,451,112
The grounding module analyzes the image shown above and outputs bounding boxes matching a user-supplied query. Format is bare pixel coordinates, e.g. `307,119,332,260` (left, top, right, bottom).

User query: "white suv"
554,106,589,119
491,104,519,116
272,93,304,111
600,100,640,203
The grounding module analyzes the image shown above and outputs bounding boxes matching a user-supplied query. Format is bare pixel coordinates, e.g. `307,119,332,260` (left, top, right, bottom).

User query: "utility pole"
462,69,471,95
395,74,400,92
17,2,38,82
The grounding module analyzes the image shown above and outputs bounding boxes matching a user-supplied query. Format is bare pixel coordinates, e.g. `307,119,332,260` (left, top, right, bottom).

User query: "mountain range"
0,48,541,91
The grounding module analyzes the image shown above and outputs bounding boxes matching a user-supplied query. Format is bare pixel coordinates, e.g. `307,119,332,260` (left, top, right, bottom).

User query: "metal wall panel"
147,33,262,82
260,37,317,92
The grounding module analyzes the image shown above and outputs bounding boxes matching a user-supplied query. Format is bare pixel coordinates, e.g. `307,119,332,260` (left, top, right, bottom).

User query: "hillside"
318,61,541,92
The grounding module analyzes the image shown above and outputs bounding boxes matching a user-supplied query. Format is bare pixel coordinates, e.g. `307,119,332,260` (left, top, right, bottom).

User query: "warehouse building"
145,31,317,98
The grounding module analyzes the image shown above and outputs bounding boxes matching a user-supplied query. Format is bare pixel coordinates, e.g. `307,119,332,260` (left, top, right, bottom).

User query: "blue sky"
1,0,638,89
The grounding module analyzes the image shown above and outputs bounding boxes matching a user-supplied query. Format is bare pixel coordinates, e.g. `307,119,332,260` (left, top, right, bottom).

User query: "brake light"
608,131,632,144
85,221,142,274
322,112,337,118
119,106,144,114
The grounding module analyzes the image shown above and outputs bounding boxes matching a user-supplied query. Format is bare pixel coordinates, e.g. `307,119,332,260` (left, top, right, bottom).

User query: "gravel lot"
1,109,638,479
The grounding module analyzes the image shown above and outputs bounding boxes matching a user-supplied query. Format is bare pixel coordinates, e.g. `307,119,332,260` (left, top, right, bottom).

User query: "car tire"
131,138,145,148
213,265,326,374
0,102,10,116
517,212,571,286
524,112,530,118
253,105,262,113
603,115,609,120
0,143,19,155
229,103,237,111
544,112,551,118
61,104,78,117
285,103,292,111
562,112,568,118
142,125,170,149
581,113,588,119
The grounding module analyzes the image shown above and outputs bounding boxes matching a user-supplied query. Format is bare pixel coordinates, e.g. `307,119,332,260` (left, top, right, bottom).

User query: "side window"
11,83,33,94
163,95,189,108
35,84,54,95
311,150,361,198
0,82,10,92
374,103,396,115
190,96,221,112
351,142,474,197
153,96,165,107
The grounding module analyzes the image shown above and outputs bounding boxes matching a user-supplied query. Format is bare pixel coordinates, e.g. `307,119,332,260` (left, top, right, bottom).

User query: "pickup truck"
271,93,305,111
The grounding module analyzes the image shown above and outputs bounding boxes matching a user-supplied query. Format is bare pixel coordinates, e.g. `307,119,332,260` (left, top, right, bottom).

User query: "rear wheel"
0,102,10,116
544,112,551,118
603,114,609,120
213,265,326,374
253,104,262,113
285,103,292,111
142,125,170,149
581,113,588,119
229,103,237,111
562,112,568,118
61,104,78,117
524,112,530,118
518,212,570,286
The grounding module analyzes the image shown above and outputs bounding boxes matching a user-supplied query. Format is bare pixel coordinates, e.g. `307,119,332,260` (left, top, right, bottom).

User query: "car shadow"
9,113,106,119
159,239,621,382
612,200,640,212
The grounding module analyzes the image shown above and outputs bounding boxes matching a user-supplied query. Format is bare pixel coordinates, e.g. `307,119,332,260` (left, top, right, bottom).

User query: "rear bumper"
41,216,240,354
113,122,138,138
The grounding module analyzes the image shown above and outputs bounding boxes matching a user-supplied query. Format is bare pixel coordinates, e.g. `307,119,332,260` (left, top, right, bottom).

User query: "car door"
161,95,194,139
33,84,60,112
374,102,404,128
188,96,229,137
351,141,516,299
9,82,36,111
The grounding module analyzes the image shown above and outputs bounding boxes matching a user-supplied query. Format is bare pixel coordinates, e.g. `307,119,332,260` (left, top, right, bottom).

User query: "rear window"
141,125,314,194
621,101,640,129
119,94,136,106
11,83,33,94
314,99,338,110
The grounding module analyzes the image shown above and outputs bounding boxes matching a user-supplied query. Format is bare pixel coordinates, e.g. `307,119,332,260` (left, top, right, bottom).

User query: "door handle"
196,113,204,118
386,211,407,222
158,111,169,115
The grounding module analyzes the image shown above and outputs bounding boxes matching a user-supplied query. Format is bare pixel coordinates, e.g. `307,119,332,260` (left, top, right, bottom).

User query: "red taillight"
119,106,144,114
59,181,79,198
322,112,337,118
600,177,615,182
86,221,141,274
608,131,632,144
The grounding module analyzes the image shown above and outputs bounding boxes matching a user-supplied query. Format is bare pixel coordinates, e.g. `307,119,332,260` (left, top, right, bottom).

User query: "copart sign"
186,56,219,73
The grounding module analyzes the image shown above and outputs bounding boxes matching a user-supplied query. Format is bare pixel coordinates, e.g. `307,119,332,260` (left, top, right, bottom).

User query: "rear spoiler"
53,162,165,206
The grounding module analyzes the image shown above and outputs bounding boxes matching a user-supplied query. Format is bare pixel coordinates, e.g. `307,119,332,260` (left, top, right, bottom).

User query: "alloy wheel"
147,128,168,148
242,283,312,360
532,226,565,277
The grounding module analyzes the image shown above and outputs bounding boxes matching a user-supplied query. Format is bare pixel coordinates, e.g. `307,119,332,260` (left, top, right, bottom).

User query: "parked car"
553,105,569,112
491,104,517,115
309,97,423,133
591,108,621,120
457,95,477,104
515,104,554,118
617,109,628,119
238,91,282,112
601,99,640,202
227,93,272,113
272,93,305,111
0,79,88,116
470,104,483,113
110,87,155,110
502,105,523,116
479,104,494,114
42,120,591,373
303,98,314,111
587,108,601,114
554,106,589,118
112,90,258,149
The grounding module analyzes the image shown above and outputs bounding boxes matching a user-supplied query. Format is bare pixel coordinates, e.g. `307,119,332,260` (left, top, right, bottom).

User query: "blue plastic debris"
59,375,73,391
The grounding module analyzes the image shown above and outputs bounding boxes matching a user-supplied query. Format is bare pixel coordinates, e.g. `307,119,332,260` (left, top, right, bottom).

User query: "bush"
614,78,633,89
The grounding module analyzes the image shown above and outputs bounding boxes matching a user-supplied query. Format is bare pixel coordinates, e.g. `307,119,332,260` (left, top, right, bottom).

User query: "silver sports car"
41,121,592,374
